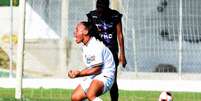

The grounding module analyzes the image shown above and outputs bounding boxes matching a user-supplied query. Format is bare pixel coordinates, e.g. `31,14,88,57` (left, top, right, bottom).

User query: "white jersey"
82,37,115,79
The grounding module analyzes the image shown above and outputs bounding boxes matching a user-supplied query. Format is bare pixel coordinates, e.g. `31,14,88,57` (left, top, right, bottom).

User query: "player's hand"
67,70,73,78
119,54,127,68
68,70,80,78
72,70,80,77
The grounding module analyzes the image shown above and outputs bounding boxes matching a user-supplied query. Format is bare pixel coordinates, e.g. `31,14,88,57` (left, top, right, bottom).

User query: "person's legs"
110,52,119,101
110,68,118,101
87,79,104,101
71,85,87,101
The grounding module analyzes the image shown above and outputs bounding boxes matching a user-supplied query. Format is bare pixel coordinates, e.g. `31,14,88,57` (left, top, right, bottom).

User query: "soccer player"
68,21,116,101
86,0,127,100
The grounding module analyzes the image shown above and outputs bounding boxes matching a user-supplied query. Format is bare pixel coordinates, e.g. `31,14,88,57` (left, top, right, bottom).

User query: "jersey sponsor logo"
96,22,114,41
100,33,113,39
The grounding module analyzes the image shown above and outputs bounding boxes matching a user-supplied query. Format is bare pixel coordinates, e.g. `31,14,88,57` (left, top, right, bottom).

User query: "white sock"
92,97,103,101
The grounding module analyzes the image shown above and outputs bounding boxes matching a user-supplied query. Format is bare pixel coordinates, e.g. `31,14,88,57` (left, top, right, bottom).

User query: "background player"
87,0,127,100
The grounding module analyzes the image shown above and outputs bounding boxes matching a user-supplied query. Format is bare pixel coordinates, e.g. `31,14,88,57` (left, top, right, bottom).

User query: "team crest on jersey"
85,55,95,64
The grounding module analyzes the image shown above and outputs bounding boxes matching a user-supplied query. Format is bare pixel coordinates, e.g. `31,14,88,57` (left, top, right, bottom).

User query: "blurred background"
1,0,201,79
0,0,201,100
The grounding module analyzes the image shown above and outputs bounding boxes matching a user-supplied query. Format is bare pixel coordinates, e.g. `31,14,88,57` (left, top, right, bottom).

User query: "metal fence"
121,0,201,75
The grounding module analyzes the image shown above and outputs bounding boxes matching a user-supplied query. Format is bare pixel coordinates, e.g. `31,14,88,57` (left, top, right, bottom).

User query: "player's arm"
68,64,102,78
86,13,92,23
79,64,102,77
116,20,127,67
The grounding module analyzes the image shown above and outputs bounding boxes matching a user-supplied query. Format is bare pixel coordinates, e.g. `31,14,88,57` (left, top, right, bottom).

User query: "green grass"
0,88,201,101
0,0,19,6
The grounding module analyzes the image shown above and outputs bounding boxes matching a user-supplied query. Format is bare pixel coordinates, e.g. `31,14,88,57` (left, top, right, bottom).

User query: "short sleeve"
112,10,123,24
86,13,92,22
86,11,95,23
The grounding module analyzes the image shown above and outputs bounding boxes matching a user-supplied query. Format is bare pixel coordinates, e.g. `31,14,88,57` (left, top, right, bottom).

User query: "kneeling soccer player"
68,21,116,101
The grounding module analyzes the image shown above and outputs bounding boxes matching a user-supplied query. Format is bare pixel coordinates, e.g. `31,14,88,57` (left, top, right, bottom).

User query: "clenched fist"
68,70,80,78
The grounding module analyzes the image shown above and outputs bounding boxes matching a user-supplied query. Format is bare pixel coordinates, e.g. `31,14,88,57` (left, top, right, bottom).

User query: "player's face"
74,24,85,44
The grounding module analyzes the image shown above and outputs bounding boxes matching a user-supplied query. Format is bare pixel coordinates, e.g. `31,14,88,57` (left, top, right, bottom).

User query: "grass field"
0,88,201,101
